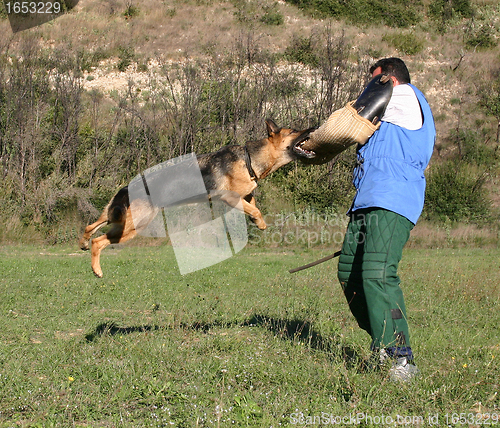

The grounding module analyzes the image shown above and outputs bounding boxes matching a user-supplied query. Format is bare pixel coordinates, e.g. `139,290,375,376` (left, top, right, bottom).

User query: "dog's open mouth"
293,139,316,159
291,128,317,159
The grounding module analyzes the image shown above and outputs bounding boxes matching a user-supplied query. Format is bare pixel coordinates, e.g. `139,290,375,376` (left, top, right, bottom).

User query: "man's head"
370,57,411,86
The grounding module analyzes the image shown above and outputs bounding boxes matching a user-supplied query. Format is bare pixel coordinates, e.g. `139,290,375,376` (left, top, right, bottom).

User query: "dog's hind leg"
90,202,157,277
90,223,137,278
79,205,110,251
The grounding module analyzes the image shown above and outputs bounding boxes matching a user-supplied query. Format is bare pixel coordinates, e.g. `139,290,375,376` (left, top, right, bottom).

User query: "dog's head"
264,119,316,164
245,120,315,179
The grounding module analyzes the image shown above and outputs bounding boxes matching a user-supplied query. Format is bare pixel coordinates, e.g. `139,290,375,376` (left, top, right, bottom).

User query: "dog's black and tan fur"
80,119,312,277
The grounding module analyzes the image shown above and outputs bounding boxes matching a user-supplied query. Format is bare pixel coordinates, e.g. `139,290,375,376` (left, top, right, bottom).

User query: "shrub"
477,72,500,145
428,0,473,21
451,129,497,167
285,0,422,28
123,2,140,19
284,36,318,67
116,46,135,72
424,160,490,223
165,8,176,18
260,7,284,26
382,32,425,55
78,48,110,73
0,1,7,18
452,0,473,17
465,25,496,51
263,151,356,212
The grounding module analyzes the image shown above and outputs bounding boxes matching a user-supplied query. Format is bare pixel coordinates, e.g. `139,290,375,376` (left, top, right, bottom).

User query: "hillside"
2,1,497,129
0,0,500,242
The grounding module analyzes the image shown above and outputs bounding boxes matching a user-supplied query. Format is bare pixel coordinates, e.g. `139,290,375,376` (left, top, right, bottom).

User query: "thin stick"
288,250,342,274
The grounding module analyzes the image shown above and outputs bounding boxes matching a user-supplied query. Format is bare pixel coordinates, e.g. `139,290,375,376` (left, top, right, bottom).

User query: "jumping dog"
80,119,313,277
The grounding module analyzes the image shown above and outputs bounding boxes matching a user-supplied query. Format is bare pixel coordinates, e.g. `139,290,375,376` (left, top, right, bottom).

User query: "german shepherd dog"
80,119,312,277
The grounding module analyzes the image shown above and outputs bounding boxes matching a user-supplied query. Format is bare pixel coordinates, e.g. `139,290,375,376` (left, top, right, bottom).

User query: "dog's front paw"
91,262,103,278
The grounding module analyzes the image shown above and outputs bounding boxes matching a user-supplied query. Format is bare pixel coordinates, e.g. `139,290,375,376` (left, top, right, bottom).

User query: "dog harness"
244,146,258,181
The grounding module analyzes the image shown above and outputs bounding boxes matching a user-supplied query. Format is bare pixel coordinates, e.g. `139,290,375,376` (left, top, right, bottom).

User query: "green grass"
0,243,499,426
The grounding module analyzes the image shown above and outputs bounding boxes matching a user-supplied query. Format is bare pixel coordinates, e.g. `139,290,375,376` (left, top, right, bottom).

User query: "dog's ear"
265,119,281,136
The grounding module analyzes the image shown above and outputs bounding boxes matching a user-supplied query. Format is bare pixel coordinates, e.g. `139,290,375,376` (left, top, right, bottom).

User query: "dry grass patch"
409,221,499,248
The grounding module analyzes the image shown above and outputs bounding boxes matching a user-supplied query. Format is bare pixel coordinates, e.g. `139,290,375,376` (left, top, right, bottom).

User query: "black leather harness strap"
244,146,258,181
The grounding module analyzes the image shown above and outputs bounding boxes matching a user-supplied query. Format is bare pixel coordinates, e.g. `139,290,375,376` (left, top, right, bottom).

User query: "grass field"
0,242,499,427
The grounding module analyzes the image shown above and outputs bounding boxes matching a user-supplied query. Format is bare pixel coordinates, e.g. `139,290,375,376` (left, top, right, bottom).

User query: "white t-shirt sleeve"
381,84,423,130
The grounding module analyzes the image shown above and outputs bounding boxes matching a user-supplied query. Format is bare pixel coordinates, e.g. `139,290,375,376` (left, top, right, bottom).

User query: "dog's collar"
244,146,258,181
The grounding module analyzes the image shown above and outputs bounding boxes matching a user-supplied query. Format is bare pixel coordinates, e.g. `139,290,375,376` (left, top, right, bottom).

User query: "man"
337,58,435,381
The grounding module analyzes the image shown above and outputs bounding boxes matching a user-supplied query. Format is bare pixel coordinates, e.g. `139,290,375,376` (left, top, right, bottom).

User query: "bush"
232,0,283,25
428,0,473,21
451,129,497,167
116,46,135,72
78,48,110,73
123,2,140,19
260,7,284,26
0,1,7,19
424,160,490,223
382,32,425,55
285,0,422,28
261,151,356,213
284,36,319,67
465,25,496,51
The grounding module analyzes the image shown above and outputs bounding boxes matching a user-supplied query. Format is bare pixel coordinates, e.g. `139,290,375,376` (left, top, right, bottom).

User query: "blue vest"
351,85,436,225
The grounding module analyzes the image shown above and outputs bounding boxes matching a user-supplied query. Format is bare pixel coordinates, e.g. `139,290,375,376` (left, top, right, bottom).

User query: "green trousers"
337,208,413,351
